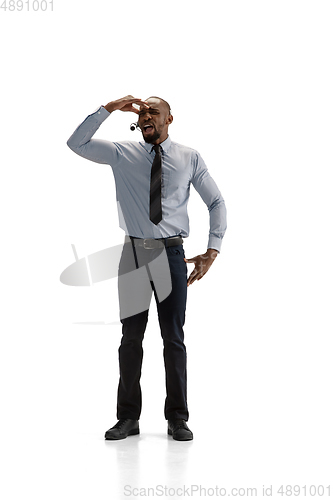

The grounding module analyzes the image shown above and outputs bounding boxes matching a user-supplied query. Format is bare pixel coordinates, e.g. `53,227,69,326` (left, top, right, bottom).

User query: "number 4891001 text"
1,0,54,11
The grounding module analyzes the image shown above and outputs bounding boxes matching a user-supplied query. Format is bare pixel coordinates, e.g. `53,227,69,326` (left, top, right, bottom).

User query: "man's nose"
141,111,152,121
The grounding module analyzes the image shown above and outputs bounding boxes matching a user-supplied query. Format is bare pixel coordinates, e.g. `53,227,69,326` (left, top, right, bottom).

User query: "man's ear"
167,114,173,125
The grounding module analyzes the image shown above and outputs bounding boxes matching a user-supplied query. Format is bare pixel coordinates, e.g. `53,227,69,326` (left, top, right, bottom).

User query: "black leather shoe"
105,419,139,440
168,419,193,441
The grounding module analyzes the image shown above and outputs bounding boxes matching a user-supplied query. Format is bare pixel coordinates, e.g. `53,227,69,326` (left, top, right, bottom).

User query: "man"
67,95,227,441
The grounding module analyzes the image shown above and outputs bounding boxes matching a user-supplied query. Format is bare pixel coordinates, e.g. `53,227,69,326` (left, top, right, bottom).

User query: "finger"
184,257,196,263
127,97,149,104
128,101,149,114
187,271,196,283
130,101,150,115
126,99,149,110
131,99,150,108
188,274,199,286
139,101,150,108
130,106,140,115
187,269,200,286
190,265,206,283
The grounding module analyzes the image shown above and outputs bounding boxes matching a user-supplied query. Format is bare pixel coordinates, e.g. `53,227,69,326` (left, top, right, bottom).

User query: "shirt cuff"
208,235,222,253
89,105,111,120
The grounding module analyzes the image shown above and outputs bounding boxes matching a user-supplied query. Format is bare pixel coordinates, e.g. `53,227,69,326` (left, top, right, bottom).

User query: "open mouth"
143,124,154,134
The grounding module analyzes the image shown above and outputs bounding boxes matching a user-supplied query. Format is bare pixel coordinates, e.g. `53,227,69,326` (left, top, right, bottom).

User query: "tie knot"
153,144,161,154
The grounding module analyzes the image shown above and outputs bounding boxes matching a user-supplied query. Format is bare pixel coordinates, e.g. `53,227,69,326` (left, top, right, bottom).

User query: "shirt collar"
140,135,172,154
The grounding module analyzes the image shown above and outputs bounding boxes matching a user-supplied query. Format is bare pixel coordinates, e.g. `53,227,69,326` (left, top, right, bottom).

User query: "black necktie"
149,144,162,225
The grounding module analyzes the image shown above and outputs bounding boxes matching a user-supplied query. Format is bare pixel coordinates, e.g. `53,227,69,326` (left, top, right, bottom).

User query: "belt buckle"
143,238,155,249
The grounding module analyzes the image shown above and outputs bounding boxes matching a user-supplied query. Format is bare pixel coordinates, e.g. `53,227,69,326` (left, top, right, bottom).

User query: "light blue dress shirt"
67,105,227,252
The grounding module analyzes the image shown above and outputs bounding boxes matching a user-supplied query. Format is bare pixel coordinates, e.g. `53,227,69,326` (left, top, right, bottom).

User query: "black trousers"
116,237,189,421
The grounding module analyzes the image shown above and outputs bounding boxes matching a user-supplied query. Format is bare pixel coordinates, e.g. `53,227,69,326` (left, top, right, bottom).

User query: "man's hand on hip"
103,95,149,114
184,248,219,286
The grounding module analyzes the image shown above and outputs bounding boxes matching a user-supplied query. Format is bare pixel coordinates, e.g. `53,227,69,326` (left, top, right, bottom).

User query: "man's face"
137,98,173,144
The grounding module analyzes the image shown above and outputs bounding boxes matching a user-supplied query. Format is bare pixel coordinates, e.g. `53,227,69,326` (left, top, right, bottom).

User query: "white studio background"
1,1,332,499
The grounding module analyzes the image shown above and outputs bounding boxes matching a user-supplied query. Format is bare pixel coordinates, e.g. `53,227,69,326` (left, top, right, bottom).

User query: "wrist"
206,248,219,259
103,102,117,113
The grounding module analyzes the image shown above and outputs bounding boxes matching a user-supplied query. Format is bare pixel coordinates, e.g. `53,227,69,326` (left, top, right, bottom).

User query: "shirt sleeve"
191,151,227,252
66,105,121,166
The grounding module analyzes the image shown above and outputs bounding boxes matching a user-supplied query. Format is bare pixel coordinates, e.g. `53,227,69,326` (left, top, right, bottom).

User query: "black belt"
130,236,183,249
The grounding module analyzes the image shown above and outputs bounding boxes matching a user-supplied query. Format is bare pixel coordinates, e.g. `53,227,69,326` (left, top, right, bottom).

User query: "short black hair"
146,96,171,115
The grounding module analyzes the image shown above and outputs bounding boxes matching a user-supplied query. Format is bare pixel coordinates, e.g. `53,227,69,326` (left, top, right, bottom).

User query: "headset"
130,122,141,131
